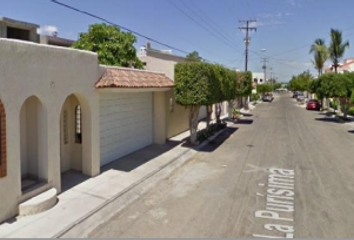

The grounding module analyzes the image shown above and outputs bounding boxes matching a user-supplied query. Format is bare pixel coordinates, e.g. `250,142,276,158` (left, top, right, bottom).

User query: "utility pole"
239,20,257,71
261,58,269,83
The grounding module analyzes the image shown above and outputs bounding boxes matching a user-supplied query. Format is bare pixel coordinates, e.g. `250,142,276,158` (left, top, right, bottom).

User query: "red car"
306,99,321,111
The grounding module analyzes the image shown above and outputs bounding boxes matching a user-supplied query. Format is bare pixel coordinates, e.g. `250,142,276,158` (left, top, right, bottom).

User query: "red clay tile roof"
96,67,174,89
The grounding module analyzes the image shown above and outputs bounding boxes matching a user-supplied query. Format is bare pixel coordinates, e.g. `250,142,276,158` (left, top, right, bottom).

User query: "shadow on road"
235,119,254,125
198,127,238,153
348,130,354,134
315,117,343,124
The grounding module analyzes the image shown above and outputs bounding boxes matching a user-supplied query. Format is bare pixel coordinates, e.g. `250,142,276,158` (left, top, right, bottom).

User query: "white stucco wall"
0,39,100,223
99,92,153,166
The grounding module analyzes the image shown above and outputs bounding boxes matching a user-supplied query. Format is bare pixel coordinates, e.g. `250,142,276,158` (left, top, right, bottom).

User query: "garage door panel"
100,92,153,166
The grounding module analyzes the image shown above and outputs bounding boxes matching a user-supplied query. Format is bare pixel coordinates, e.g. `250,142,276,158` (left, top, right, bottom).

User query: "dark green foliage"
175,62,215,106
236,71,253,97
288,71,313,92
348,107,354,116
174,62,242,106
186,51,203,62
252,93,260,102
72,23,143,69
257,84,274,94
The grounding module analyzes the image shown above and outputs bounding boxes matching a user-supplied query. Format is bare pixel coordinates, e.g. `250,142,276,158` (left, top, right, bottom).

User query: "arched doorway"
20,96,48,193
60,94,83,174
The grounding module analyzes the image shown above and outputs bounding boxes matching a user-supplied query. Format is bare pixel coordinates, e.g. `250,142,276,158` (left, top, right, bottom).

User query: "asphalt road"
90,93,354,238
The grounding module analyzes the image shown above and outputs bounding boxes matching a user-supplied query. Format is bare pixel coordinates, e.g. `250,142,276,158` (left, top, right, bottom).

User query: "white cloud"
37,25,59,36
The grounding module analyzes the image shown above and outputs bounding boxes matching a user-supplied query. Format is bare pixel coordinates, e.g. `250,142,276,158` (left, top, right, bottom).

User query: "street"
90,93,354,238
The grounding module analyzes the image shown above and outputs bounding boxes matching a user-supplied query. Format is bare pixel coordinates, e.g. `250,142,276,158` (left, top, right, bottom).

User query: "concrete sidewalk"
0,116,231,238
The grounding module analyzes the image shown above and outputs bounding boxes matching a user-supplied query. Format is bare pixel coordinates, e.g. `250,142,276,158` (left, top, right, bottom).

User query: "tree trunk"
189,105,201,145
321,98,324,111
228,100,235,119
206,105,213,129
216,103,222,125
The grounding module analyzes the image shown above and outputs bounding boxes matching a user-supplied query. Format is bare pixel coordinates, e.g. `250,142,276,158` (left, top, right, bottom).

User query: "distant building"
0,16,39,43
252,72,267,85
325,58,354,74
40,35,75,47
0,15,75,47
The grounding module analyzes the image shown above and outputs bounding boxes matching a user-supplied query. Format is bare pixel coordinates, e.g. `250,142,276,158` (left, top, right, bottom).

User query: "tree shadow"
197,127,238,153
348,130,354,134
235,119,254,125
315,117,343,124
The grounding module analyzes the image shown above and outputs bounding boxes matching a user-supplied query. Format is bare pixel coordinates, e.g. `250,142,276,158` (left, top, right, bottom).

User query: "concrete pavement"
0,114,230,238
90,93,354,238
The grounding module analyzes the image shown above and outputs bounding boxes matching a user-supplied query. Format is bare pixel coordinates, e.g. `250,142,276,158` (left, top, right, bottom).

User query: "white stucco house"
325,58,354,74
252,72,267,85
0,38,174,223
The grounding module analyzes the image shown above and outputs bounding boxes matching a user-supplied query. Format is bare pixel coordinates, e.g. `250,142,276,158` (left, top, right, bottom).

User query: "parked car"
296,92,304,102
293,91,300,98
262,93,274,102
306,99,321,111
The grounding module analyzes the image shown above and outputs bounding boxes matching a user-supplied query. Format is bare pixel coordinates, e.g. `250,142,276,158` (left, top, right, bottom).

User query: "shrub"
252,93,260,102
348,107,354,116
175,62,248,144
197,123,227,143
330,100,338,110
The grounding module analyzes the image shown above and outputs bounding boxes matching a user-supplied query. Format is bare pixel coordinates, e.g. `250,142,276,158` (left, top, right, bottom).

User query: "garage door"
100,92,153,166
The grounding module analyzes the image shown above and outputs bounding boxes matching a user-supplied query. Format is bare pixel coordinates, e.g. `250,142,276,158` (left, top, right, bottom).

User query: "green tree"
310,38,328,76
174,62,239,144
186,51,202,62
235,72,253,109
288,71,313,93
257,84,273,95
329,29,350,73
72,23,143,69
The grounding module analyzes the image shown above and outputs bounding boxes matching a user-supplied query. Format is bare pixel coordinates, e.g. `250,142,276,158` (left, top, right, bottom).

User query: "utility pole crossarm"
239,20,257,72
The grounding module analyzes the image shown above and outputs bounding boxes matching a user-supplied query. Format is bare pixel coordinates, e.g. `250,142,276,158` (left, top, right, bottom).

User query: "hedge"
175,62,244,106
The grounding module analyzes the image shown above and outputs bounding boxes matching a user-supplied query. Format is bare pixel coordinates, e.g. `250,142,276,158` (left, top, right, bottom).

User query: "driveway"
90,93,354,238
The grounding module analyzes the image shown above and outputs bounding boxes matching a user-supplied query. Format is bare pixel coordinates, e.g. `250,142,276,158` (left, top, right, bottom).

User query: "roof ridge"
100,65,166,75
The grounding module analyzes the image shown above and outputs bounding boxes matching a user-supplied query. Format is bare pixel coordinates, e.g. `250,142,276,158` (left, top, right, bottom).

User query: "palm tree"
329,29,350,73
310,38,328,76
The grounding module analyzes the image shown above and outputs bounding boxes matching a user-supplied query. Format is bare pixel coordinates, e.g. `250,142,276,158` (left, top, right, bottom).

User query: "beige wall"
60,95,82,173
0,39,100,223
153,92,167,144
20,96,48,181
140,52,207,138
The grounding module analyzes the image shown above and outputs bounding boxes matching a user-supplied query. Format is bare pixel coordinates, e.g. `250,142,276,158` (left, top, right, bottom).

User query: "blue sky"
2,0,354,82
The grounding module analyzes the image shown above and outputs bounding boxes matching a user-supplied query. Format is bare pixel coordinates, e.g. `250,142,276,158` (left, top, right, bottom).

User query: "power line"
51,0,190,54
168,0,243,53
178,0,242,51
188,0,242,49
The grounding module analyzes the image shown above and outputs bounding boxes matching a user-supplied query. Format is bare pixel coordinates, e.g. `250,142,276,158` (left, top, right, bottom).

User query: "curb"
56,126,231,238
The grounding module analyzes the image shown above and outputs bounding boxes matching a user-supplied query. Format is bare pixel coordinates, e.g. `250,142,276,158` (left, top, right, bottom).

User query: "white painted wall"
60,95,83,173
0,39,100,223
100,92,153,166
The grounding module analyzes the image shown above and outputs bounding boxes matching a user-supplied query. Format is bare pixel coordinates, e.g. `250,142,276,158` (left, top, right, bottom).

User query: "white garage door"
100,92,153,166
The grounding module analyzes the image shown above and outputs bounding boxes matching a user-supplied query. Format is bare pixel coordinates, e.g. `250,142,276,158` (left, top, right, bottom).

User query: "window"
7,27,30,41
0,99,6,178
75,105,82,144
